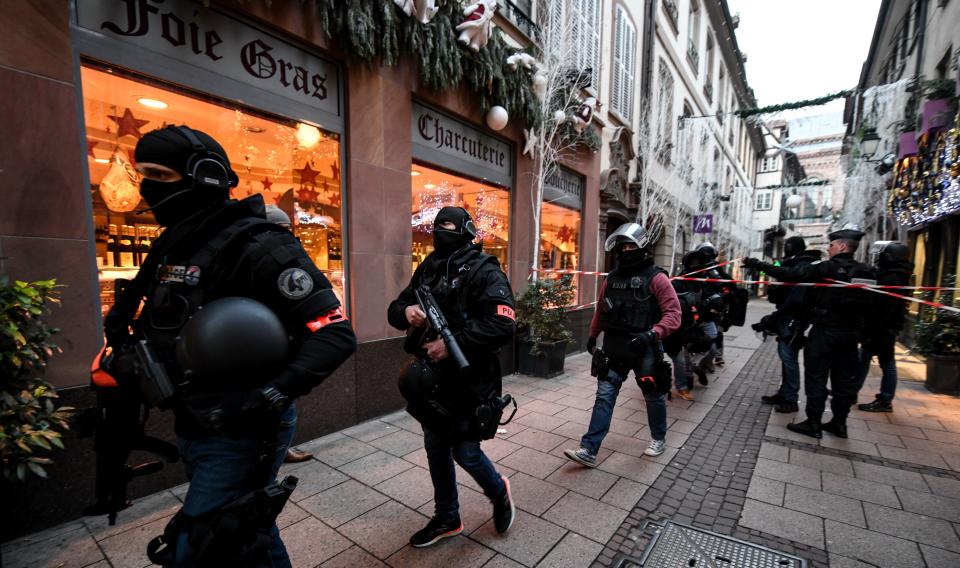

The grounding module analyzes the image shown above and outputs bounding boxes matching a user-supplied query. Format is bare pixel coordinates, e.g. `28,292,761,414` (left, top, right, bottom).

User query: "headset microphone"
134,188,194,215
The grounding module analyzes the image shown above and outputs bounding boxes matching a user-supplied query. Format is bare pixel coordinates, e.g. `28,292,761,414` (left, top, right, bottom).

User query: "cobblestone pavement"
5,302,960,567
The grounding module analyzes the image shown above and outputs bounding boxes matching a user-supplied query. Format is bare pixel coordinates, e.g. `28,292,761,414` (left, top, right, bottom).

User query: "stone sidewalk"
4,302,960,567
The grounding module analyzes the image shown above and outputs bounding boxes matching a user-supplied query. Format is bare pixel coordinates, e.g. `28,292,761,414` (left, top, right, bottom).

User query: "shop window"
410,164,510,273
539,201,582,305
81,64,344,317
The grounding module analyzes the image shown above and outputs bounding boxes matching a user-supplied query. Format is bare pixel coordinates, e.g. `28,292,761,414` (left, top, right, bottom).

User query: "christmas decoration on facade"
486,105,509,130
573,97,597,134
456,0,498,51
99,151,141,212
522,128,537,157
294,162,321,187
889,109,960,226
393,0,439,23
532,71,548,102
556,225,574,244
506,53,537,70
107,107,150,139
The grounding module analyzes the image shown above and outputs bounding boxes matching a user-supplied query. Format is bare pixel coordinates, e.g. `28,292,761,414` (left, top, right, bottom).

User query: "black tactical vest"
811,256,877,328
599,264,664,359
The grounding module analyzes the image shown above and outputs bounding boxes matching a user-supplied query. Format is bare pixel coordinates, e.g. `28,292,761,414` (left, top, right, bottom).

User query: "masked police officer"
744,224,876,439
760,236,822,413
564,222,681,466
387,207,517,547
100,126,356,566
857,242,913,412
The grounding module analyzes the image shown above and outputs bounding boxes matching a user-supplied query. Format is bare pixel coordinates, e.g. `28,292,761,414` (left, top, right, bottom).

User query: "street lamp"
860,128,881,160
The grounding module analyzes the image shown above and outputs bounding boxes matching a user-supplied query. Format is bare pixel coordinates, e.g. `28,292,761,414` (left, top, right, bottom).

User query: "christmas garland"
313,0,541,130
735,89,854,118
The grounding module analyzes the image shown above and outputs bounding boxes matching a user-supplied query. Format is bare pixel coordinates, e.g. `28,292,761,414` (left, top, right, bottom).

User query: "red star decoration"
330,161,340,180
261,177,273,191
87,139,98,159
556,225,574,244
327,193,341,208
294,162,320,187
107,108,150,139
297,187,319,203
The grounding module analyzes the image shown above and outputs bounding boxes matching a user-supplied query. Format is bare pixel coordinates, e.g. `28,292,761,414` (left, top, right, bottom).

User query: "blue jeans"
175,406,297,567
776,338,801,403
857,331,898,402
423,428,505,522
671,350,692,390
581,346,667,454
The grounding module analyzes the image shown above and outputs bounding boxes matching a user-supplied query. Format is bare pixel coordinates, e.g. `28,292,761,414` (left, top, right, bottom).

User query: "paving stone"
82,489,181,540
507,428,568,453
828,553,883,568
500,446,566,479
852,461,930,491
595,431,649,458
920,428,960,445
482,553,526,568
745,475,785,506
402,447,430,469
374,466,436,509
754,457,821,490
600,477,649,510
544,491,628,543
342,419,400,442
924,474,960,499
896,486,960,523
552,420,590,440
472,510,567,567
310,435,379,468
276,501,311,529
597,452,665,485
867,421,927,440
536,531,604,567
863,502,960,552
783,484,866,527
418,484,493,534
554,395,597,411
386,537,495,568
290,459,351,502
553,407,593,426
521,399,567,416
515,411,568,432
298,479,389,527
876,445,951,469
823,520,925,568
843,426,906,447
545,462,619,499
524,388,568,402
99,516,171,568
818,435,881,457
482,437,524,462
1,521,104,568
919,544,960,568
821,471,901,508
369,429,424,457
507,471,568,515
739,499,824,549
338,501,428,560
281,516,353,567
758,442,790,462
320,545,387,567
380,411,424,434
788,448,855,476
339,450,414,486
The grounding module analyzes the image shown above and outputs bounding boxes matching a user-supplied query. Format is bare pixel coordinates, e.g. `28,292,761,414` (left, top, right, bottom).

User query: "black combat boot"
761,393,783,405
822,419,848,438
775,401,799,413
787,418,822,439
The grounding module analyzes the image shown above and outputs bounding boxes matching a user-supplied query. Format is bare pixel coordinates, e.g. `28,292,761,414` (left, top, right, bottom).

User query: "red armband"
306,307,347,332
496,305,516,320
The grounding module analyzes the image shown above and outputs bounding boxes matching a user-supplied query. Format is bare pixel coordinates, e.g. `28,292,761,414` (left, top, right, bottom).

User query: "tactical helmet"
870,241,910,265
176,297,289,384
604,222,651,252
695,242,718,260
398,359,442,406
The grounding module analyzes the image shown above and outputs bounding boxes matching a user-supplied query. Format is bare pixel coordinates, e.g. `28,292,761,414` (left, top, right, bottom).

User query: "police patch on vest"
184,265,202,286
158,264,187,283
277,268,314,299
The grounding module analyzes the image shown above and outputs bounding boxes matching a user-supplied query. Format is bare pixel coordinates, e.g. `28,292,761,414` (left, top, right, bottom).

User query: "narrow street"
5,302,959,568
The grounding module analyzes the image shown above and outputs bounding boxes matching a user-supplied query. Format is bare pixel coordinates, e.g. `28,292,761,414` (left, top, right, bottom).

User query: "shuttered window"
611,5,637,121
573,0,601,91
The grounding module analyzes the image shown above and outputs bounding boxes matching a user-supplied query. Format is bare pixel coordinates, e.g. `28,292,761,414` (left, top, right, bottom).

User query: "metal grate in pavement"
627,520,808,568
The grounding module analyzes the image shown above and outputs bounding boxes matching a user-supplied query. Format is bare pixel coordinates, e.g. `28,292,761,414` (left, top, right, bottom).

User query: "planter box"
518,338,568,378
925,354,960,394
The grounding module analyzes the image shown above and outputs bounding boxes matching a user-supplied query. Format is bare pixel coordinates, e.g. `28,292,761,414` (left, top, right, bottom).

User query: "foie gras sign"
77,0,340,117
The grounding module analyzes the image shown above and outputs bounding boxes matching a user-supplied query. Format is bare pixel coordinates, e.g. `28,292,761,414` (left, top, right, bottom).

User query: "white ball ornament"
486,106,509,131
785,194,803,209
554,110,568,123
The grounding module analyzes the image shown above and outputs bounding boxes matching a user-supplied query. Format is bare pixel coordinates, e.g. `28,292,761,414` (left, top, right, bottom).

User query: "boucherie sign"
77,0,340,116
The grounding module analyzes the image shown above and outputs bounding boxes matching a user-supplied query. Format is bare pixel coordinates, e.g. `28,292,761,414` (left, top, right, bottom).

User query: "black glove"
742,257,762,269
630,330,658,350
587,336,597,354
187,386,290,435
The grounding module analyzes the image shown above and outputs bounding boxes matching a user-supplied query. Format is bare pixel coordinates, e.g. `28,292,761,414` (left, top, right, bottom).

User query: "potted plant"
0,276,73,481
515,276,575,378
913,278,960,394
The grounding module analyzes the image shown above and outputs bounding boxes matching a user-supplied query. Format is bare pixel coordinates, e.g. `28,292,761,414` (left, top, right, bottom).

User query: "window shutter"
624,16,636,120
611,7,624,117
589,0,601,89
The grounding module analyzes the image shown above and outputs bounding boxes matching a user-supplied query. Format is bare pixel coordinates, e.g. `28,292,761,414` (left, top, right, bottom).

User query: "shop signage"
543,167,584,210
693,214,714,234
77,0,340,117
412,102,512,187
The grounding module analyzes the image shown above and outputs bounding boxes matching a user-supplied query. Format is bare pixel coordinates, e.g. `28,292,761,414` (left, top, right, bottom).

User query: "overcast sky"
725,0,882,114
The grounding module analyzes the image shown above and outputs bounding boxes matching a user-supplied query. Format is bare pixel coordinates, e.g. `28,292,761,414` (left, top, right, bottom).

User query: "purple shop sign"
898,131,919,159
693,214,713,234
921,99,953,134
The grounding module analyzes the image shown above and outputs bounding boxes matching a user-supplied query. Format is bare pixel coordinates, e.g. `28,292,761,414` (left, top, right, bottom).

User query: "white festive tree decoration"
456,0,498,51
393,0,439,24
506,53,537,70
522,128,537,157
532,71,548,102
572,97,597,133
486,106,509,130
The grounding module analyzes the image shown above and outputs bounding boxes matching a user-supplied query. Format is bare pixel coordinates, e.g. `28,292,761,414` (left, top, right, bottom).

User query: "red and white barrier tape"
823,279,960,314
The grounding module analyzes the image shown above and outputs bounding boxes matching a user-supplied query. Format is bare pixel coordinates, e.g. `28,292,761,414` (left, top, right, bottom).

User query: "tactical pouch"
472,394,518,440
654,355,673,395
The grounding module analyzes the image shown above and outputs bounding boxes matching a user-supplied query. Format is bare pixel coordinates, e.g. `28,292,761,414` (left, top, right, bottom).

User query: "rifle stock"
415,286,471,370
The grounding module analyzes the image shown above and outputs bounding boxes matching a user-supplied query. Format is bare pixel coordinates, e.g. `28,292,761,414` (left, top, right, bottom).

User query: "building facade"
750,120,804,262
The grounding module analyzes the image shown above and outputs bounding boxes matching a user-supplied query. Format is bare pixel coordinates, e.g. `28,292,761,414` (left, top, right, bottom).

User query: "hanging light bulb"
99,152,141,212
296,122,322,148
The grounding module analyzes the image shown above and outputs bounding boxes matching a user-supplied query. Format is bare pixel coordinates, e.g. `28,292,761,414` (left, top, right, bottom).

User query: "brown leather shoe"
284,448,313,463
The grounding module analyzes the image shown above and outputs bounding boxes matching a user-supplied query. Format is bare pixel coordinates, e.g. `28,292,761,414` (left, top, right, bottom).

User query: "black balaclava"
783,236,806,258
616,241,648,268
433,206,476,257
878,242,909,267
134,126,234,227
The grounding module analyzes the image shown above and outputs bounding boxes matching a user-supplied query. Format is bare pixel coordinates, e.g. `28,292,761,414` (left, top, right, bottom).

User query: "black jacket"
767,249,822,311
870,259,913,332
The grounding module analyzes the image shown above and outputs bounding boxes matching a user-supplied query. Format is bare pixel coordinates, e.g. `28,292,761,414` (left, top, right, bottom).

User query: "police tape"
668,276,960,291
532,258,743,279
823,279,960,314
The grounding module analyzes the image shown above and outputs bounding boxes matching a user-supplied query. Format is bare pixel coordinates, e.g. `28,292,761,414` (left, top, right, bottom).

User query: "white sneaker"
644,439,666,457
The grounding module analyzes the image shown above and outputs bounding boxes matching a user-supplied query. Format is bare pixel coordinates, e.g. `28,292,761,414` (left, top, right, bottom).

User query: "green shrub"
515,276,575,355
914,276,960,356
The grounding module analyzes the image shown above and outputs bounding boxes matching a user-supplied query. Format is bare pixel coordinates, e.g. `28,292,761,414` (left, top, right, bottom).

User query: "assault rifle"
414,285,471,370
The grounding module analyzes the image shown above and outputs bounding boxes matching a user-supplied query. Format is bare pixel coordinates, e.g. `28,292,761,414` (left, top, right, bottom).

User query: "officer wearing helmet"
387,207,518,547
857,242,913,412
564,222,681,466
744,224,876,439
98,125,356,566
